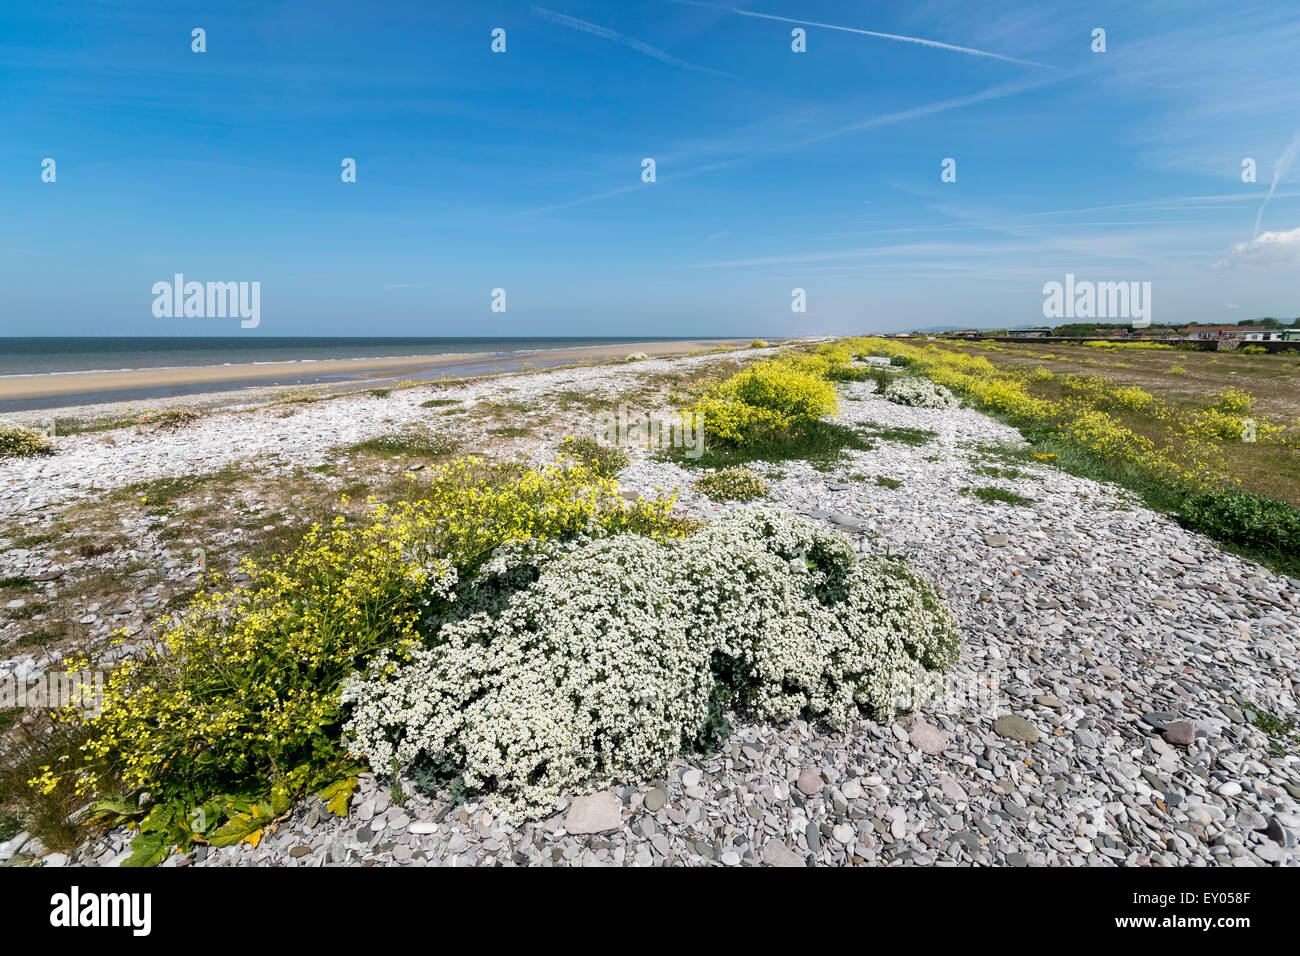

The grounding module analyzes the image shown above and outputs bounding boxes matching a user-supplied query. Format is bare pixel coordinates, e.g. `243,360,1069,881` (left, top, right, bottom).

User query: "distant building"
1008,327,1053,337
1185,325,1284,341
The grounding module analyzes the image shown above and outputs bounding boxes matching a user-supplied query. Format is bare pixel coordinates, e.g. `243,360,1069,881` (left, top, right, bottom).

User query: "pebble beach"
2,348,1298,867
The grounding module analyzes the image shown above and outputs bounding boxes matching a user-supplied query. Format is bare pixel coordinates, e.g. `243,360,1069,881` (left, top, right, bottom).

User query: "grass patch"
971,463,1029,480
420,398,460,408
693,466,768,501
0,716,96,855
112,468,241,509
346,432,460,459
963,486,1035,507
489,425,532,438
559,436,629,476
874,476,902,489
857,423,937,446
670,420,874,473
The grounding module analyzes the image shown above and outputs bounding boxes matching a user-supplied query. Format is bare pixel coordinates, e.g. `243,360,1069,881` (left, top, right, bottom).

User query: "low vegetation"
693,466,768,501
0,425,54,458
846,337,1300,574
343,509,960,819
559,436,629,476
31,457,690,863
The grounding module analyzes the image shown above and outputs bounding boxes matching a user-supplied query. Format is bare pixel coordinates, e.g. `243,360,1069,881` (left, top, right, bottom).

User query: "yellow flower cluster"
691,355,839,446
840,337,1289,490
1081,340,1174,350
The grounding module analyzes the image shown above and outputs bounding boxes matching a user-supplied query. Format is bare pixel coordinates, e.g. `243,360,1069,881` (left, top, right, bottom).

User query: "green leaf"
207,810,263,847
121,831,169,868
88,793,144,821
318,775,358,817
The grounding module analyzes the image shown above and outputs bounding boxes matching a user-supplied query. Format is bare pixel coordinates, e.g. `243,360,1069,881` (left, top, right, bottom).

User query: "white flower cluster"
342,509,961,819
883,376,959,409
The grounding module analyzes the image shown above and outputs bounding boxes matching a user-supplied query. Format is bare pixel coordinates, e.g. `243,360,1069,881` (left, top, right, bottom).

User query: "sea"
0,336,701,413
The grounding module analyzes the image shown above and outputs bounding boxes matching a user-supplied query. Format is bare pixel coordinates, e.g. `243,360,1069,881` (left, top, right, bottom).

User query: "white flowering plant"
342,509,961,820
882,376,959,410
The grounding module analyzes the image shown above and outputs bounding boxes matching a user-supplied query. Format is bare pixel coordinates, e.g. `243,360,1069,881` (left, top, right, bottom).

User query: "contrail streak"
669,1,1055,69
531,6,732,78
1255,134,1300,236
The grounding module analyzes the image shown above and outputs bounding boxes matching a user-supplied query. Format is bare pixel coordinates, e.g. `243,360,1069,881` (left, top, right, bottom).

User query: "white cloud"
1216,227,1300,267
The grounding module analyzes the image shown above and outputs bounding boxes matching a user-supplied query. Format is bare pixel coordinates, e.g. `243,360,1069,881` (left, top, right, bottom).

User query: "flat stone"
984,533,1009,548
1163,721,1195,747
992,714,1039,743
564,792,623,835
761,841,805,867
909,720,949,755
643,788,667,812
939,774,967,801
796,768,824,796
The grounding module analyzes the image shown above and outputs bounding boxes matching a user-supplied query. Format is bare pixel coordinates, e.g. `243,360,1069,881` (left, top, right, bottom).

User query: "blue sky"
2,0,1298,337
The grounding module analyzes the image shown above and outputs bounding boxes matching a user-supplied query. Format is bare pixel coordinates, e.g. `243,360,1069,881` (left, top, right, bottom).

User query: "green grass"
668,420,875,473
993,429,1300,577
963,485,1035,507
52,416,137,436
0,717,94,855
112,468,241,509
1239,698,1300,756
346,432,460,459
971,463,1029,480
559,437,629,476
420,398,460,408
873,476,902,489
856,422,937,447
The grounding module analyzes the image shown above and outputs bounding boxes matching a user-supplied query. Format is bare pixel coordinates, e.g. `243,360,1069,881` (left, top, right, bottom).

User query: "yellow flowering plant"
43,456,685,864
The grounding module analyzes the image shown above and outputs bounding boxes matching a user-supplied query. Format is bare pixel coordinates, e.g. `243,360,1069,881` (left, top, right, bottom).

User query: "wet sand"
0,339,742,410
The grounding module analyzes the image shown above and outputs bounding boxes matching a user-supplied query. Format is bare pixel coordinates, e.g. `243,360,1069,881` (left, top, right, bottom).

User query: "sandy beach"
0,339,743,405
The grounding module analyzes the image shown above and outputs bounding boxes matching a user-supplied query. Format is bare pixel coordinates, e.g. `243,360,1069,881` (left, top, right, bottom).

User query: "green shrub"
0,426,53,458
1180,488,1300,557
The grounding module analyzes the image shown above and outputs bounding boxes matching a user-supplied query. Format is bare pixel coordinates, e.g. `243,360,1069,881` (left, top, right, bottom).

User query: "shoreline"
0,338,746,418
2,344,1295,869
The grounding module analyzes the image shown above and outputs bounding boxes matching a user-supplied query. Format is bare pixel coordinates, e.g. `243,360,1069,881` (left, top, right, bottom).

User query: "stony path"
4,367,1298,867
